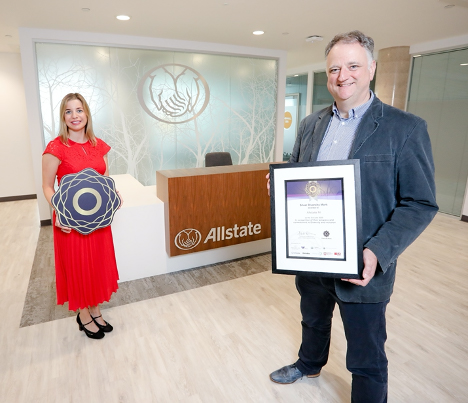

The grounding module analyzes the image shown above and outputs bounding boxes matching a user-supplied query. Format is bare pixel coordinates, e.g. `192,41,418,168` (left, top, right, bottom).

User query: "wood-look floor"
0,200,467,403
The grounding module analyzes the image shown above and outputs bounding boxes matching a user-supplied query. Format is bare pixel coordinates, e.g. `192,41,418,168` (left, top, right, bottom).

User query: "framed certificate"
270,160,363,279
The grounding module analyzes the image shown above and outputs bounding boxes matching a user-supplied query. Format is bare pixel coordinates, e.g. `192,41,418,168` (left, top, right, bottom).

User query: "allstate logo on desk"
174,229,202,250
175,222,262,251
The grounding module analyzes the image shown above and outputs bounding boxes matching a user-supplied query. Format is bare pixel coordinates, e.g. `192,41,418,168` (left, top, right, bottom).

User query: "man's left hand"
341,248,378,287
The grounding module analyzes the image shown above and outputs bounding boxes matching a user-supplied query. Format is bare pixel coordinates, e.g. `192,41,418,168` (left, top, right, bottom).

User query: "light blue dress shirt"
317,91,375,161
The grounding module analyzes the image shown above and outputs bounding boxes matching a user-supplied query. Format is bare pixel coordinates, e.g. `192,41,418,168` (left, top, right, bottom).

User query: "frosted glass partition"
35,43,278,185
286,74,308,122
407,48,468,216
284,74,308,160
312,72,333,113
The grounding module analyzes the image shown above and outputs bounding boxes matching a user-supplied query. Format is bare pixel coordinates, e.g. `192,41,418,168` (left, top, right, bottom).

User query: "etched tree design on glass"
36,46,109,145
99,53,154,185
225,58,277,164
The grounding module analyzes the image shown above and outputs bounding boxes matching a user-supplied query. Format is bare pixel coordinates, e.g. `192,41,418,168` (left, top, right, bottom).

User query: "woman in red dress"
42,93,120,339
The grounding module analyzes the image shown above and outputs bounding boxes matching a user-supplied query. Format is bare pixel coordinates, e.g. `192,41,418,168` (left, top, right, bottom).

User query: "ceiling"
1,0,468,69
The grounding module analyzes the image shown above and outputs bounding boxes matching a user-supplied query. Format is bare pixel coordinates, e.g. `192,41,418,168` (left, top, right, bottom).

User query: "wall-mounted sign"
284,111,293,129
283,93,300,161
137,63,210,124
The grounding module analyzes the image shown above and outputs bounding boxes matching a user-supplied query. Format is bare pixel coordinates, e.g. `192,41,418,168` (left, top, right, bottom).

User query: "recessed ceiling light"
253,31,264,35
413,54,422,58
444,4,455,8
306,35,323,43
294,74,299,77
461,63,468,66
81,8,90,12
116,15,131,21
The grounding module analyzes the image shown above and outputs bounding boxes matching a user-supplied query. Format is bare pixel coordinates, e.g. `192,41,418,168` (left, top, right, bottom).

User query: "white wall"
0,52,36,198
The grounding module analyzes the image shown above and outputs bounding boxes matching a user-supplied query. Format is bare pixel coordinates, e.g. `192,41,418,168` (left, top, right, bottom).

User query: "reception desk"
156,163,271,256
111,164,271,282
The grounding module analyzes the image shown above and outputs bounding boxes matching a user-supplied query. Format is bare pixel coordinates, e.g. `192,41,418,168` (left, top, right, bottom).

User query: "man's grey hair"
325,31,375,66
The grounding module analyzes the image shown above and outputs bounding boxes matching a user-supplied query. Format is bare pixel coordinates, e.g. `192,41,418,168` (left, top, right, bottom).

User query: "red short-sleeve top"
43,137,111,184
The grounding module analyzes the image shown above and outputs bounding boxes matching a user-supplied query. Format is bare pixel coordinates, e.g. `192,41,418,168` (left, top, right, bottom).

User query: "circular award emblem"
51,168,121,235
323,231,330,237
305,181,321,198
137,63,210,124
72,188,102,216
174,228,202,250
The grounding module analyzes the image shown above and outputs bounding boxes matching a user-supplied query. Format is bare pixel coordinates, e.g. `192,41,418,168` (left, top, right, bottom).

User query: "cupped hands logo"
51,168,121,235
138,64,210,124
174,228,202,250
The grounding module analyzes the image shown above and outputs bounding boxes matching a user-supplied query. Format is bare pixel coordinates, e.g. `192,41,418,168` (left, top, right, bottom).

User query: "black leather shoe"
77,313,105,339
91,314,113,333
269,364,320,384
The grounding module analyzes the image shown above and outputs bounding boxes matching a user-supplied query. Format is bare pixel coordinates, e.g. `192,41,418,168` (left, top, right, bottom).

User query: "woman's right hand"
43,154,71,233
55,217,71,233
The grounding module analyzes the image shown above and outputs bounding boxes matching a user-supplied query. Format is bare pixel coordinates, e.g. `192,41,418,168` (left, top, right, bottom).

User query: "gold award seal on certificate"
305,181,321,200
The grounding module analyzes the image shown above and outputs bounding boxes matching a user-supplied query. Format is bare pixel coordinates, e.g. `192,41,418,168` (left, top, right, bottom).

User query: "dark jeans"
295,276,389,403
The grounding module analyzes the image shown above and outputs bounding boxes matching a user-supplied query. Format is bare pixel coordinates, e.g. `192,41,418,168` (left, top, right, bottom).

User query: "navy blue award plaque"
51,168,121,235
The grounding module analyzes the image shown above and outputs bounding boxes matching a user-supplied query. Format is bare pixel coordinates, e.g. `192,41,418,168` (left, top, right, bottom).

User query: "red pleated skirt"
53,212,119,311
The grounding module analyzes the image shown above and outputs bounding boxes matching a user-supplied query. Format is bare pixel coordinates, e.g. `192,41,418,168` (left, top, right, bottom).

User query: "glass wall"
312,71,333,113
35,43,278,185
283,74,308,161
407,48,468,216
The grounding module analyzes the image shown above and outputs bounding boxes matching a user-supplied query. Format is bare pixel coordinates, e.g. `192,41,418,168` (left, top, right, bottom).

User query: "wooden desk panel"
157,163,271,256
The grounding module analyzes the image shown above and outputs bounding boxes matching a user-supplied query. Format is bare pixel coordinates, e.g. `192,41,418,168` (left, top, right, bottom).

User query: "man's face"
326,42,376,109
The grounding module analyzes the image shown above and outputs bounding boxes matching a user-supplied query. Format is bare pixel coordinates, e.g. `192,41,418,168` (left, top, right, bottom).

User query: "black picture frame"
270,160,363,279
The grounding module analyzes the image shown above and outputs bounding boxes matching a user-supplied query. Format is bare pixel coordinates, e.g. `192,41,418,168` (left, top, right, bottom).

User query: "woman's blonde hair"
58,93,96,146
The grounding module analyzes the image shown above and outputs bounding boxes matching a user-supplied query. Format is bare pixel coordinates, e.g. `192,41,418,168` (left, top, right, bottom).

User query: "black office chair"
205,152,233,167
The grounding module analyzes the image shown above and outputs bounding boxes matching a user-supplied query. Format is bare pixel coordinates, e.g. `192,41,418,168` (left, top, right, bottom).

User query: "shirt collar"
332,91,374,120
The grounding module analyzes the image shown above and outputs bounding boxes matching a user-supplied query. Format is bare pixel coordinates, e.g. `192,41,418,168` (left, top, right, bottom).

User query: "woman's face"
64,99,88,134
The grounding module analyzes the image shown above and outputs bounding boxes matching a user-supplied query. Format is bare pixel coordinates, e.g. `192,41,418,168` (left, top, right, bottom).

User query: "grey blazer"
290,96,438,303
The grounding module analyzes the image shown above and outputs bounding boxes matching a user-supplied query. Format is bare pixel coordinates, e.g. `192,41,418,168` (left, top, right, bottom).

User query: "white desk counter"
111,174,270,282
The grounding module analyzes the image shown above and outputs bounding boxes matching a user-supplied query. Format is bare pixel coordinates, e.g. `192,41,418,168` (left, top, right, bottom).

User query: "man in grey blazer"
268,31,438,402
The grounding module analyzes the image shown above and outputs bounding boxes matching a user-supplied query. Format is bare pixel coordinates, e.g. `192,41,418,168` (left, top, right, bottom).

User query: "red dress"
43,137,119,311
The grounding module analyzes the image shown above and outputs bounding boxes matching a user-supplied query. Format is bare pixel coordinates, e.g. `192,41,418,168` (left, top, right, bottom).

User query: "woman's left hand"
117,190,123,209
55,217,72,233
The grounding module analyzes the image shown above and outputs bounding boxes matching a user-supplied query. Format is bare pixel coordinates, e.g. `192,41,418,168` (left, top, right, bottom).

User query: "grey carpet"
20,226,271,327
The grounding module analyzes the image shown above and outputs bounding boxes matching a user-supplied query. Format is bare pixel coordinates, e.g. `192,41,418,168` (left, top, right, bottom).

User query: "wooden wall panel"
157,164,271,256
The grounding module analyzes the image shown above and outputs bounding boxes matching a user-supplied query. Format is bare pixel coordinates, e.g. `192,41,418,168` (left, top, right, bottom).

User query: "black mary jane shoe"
77,313,105,339
91,314,113,333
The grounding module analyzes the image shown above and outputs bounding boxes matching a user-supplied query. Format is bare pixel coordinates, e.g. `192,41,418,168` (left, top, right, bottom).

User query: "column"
375,46,411,110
